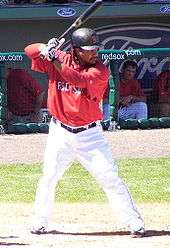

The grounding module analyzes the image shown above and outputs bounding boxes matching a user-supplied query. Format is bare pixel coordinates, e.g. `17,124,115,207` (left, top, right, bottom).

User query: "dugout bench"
101,48,170,130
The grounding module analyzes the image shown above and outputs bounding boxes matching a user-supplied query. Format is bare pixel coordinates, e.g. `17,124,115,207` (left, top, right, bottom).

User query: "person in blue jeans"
102,85,111,130
118,60,148,120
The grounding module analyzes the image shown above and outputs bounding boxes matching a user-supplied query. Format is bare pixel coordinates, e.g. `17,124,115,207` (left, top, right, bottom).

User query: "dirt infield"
0,128,170,164
0,203,170,248
0,129,170,247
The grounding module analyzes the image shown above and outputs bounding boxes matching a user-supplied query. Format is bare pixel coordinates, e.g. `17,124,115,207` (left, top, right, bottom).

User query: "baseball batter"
25,28,145,238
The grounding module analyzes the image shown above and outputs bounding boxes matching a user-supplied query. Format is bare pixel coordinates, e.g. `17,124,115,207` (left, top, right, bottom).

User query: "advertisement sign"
64,22,170,89
97,22,170,89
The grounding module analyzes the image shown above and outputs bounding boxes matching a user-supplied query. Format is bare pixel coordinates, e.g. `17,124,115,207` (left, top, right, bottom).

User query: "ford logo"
57,8,76,17
160,5,170,13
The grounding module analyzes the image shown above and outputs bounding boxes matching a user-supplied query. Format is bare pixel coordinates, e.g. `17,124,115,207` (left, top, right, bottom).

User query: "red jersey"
25,44,109,126
157,70,170,99
119,78,145,97
7,69,43,116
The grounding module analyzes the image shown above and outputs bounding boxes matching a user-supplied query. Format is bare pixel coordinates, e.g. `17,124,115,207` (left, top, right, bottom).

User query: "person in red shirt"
156,70,170,117
25,28,145,237
118,60,148,120
7,68,45,123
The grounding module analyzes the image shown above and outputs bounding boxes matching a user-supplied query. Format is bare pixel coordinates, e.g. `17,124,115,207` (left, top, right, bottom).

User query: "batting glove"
40,38,65,61
47,37,65,49
47,44,56,62
39,43,56,61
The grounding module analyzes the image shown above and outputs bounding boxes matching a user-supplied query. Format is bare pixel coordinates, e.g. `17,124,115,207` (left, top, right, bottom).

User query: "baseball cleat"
30,226,47,235
131,227,145,238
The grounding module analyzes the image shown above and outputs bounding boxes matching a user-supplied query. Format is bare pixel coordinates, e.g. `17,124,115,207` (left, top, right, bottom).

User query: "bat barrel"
58,0,102,41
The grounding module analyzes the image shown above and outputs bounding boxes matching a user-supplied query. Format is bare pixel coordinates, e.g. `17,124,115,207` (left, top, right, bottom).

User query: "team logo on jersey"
57,81,84,95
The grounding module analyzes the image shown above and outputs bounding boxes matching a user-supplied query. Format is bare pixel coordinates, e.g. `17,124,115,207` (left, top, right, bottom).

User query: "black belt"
52,118,96,133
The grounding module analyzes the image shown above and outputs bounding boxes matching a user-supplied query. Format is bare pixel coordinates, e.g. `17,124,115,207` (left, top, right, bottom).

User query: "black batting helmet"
71,28,101,50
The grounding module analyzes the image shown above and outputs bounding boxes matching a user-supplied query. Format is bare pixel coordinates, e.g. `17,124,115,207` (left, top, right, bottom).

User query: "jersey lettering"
57,81,84,95
57,81,69,92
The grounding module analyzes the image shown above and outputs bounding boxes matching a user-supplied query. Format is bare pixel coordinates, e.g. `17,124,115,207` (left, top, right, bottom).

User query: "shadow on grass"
46,229,170,238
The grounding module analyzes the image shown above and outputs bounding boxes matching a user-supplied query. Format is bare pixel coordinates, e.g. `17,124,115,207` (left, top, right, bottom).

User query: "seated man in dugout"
156,70,170,117
7,68,45,123
118,60,148,120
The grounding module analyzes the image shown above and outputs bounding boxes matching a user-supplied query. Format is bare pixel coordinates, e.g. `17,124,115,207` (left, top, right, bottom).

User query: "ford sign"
160,6,170,13
57,8,76,17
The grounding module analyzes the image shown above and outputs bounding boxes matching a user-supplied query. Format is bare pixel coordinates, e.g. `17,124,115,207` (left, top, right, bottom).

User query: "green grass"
119,158,170,203
0,158,169,203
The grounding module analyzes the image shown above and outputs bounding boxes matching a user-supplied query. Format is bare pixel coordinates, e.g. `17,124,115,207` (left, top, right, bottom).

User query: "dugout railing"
0,48,170,134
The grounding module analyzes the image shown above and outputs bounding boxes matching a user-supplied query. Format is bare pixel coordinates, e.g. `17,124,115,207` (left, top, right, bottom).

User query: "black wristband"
51,57,57,63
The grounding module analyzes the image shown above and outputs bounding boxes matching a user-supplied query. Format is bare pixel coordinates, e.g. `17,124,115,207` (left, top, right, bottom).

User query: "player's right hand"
39,38,65,60
39,43,56,61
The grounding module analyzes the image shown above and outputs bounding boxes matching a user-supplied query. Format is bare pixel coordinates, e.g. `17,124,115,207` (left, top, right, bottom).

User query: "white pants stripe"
33,119,144,231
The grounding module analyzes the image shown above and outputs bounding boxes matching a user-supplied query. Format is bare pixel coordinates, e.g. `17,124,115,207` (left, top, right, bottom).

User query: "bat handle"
54,38,66,49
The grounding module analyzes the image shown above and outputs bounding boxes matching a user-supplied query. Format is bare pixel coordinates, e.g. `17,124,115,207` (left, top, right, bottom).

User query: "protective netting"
0,52,49,134
0,49,170,134
100,48,170,129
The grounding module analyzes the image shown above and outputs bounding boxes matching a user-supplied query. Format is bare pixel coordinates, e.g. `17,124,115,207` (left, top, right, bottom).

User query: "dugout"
0,48,170,134
103,48,170,130
0,52,50,134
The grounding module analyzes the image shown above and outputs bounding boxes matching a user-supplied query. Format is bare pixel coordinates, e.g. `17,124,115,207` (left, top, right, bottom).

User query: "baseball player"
25,28,145,238
118,60,148,120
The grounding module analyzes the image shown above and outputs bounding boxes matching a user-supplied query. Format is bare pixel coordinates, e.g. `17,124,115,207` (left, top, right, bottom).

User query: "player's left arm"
52,61,109,101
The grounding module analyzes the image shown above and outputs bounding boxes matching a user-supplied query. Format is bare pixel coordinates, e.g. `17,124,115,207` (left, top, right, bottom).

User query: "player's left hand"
47,38,59,47
47,37,65,49
46,44,56,61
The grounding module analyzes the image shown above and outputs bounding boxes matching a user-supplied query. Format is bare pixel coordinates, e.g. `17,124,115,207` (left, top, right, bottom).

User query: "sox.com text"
0,54,23,62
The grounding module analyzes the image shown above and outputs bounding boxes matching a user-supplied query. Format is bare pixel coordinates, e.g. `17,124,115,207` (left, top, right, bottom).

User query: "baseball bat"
58,0,103,40
40,0,102,59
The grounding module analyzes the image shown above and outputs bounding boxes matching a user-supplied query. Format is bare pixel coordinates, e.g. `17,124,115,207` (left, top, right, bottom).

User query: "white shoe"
131,227,145,238
31,225,47,235
30,218,48,235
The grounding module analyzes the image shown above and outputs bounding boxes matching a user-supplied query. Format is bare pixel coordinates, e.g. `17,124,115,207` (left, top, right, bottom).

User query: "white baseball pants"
33,119,144,231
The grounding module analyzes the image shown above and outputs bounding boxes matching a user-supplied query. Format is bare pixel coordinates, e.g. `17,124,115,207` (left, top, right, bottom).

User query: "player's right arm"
24,43,51,73
25,43,44,59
